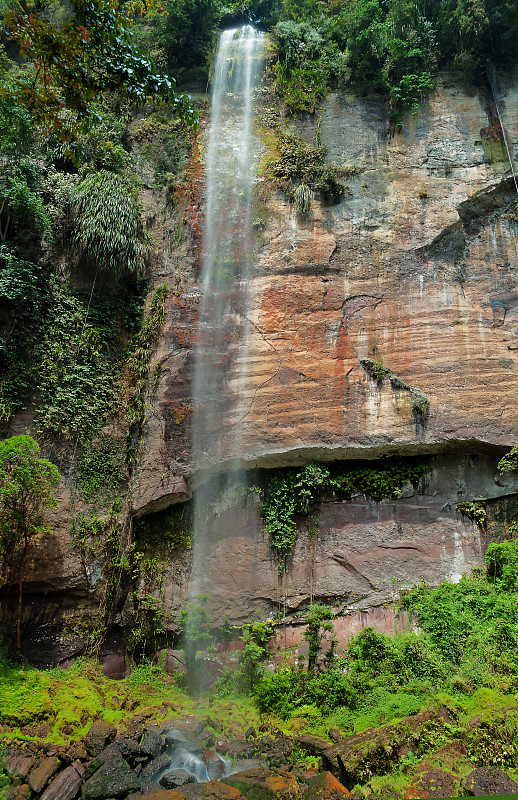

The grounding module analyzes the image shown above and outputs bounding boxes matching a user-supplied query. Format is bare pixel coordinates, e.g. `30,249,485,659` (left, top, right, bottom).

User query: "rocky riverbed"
3,705,518,800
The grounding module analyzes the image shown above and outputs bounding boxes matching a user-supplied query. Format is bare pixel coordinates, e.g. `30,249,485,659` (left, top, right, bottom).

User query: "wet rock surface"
11,70,518,664
160,769,196,789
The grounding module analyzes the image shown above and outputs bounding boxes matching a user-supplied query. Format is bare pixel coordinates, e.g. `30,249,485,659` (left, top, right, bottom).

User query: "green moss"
0,657,188,745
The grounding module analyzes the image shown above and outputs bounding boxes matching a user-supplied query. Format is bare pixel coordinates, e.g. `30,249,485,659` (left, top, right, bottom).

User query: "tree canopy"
2,0,198,141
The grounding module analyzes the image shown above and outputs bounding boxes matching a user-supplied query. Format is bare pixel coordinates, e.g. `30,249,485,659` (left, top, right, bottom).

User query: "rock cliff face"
138,72,518,496
132,71,518,627
14,71,518,662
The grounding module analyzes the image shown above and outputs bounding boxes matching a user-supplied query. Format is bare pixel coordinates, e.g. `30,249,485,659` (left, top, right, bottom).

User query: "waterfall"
187,26,265,687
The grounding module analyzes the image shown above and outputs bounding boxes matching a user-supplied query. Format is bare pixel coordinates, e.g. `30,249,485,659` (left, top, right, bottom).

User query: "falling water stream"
188,27,266,681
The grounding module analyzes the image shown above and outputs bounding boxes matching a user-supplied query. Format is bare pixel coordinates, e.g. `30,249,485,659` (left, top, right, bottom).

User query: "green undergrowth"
251,541,518,735
0,655,262,747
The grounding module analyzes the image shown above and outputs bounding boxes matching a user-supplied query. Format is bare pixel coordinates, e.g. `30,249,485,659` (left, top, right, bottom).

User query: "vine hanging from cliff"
260,458,430,573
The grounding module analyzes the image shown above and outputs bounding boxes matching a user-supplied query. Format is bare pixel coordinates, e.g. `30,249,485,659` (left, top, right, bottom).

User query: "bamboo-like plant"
73,170,150,277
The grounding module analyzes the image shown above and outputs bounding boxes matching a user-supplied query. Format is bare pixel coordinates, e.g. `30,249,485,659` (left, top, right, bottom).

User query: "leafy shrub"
267,133,345,203
0,175,50,246
260,459,428,567
456,501,487,527
485,540,518,591
498,443,518,473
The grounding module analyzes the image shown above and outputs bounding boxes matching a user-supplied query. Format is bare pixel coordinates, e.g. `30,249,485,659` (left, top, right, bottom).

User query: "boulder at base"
464,767,518,796
405,765,461,799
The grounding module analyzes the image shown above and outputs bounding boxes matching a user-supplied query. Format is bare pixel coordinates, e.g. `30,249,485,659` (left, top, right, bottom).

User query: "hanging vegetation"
73,170,150,277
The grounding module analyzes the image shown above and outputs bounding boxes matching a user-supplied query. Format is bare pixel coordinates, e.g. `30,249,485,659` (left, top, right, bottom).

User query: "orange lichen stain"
308,771,352,800
265,773,299,798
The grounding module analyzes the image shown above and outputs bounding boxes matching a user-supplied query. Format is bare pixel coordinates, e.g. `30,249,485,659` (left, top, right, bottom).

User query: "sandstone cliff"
12,70,518,664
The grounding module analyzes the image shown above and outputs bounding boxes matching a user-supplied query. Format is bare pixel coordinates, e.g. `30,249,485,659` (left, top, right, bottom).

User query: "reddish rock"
28,757,61,793
101,654,128,680
129,792,189,800
405,765,460,799
40,760,85,800
176,782,246,800
3,752,36,780
305,771,352,800
299,710,452,787
5,783,31,800
464,767,518,796
223,767,300,800
12,72,518,658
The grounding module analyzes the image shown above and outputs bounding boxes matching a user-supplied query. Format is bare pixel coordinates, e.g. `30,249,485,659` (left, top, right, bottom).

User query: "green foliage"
0,247,48,420
0,435,59,560
256,550,518,727
466,708,518,768
128,550,167,657
4,0,197,143
360,358,429,418
260,470,298,568
0,174,50,247
501,198,518,224
402,573,518,676
73,170,149,276
456,501,487,527
236,618,277,693
485,539,518,592
304,604,335,672
158,0,216,72
267,0,517,120
0,435,60,650
497,442,518,473
35,278,122,440
271,20,346,113
389,72,434,110
71,513,108,554
134,503,192,550
267,132,345,205
260,458,428,567
77,436,126,503
335,459,428,502
0,97,33,160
